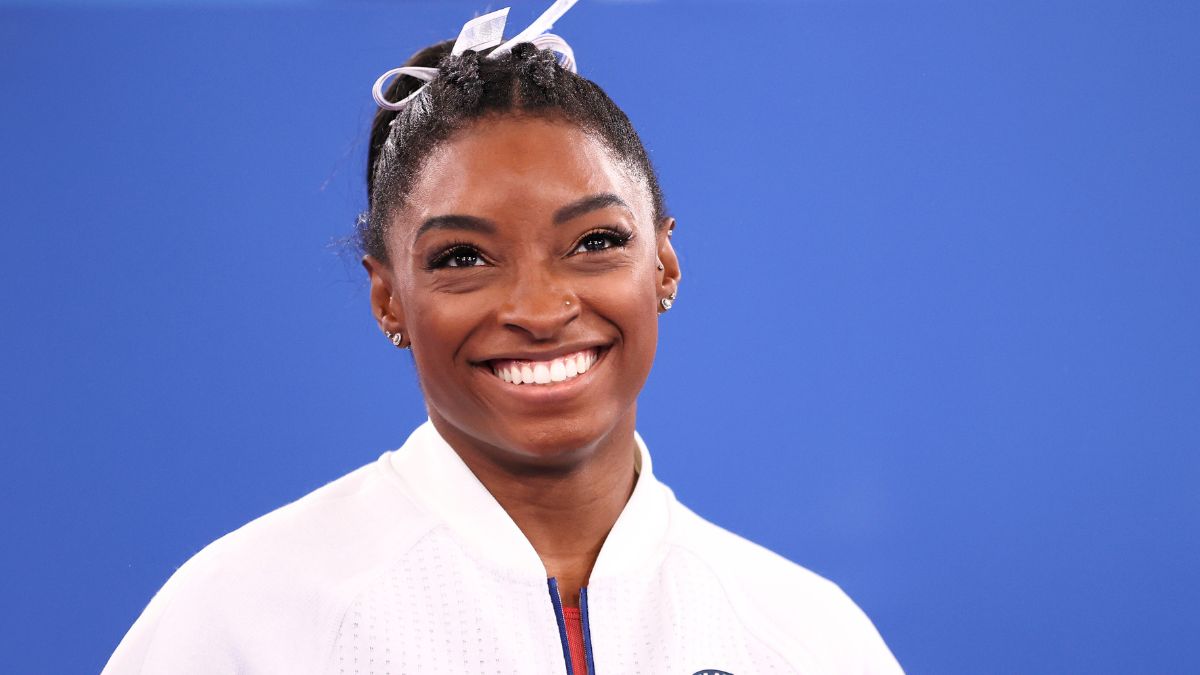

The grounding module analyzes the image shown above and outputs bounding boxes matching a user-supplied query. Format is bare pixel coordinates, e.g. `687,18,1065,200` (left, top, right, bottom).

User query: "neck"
429,411,639,608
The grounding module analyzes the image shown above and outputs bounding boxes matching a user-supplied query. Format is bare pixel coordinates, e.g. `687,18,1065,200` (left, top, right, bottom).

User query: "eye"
572,228,632,255
429,244,487,269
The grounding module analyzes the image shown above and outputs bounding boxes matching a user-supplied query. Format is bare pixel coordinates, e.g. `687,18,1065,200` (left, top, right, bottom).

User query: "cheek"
586,266,660,361
404,293,483,376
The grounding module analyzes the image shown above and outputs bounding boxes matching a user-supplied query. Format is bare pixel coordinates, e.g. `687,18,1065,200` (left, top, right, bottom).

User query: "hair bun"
438,51,484,105
511,42,539,60
528,48,558,90
507,43,558,102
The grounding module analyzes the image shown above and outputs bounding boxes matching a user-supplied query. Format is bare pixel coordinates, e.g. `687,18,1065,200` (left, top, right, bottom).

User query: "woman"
105,3,902,673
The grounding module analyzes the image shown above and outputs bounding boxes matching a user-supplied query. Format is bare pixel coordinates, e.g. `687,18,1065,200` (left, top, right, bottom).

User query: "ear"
362,254,409,347
655,217,681,312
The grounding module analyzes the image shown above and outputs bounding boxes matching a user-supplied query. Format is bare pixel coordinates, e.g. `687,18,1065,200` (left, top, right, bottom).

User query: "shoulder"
664,492,904,674
104,453,436,674
176,452,437,588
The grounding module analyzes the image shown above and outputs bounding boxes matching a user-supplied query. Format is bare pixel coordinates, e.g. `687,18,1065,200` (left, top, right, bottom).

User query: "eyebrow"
414,214,496,241
414,193,631,241
553,193,631,224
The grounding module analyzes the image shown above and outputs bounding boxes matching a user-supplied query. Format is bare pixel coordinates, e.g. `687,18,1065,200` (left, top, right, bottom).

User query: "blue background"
2,0,1198,672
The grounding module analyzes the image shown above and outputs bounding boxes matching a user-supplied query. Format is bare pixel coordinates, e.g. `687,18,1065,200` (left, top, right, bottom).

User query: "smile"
487,347,604,386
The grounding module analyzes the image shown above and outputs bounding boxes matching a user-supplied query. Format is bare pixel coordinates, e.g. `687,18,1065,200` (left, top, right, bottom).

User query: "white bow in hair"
372,0,580,112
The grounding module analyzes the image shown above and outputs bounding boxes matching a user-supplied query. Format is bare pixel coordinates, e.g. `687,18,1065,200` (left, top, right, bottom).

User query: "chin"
491,411,615,466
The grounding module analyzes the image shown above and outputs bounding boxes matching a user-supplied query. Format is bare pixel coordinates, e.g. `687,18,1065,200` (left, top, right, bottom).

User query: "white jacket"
104,420,903,674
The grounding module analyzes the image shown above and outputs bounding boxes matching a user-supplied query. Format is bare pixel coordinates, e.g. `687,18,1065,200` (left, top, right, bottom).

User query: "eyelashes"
426,239,485,270
572,227,634,255
424,226,635,270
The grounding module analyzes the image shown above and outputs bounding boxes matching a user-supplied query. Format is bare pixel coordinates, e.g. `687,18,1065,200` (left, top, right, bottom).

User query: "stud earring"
660,291,676,311
384,330,405,349
657,263,664,271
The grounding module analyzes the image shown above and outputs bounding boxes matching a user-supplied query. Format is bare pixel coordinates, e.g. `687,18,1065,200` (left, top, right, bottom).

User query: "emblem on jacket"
692,670,734,675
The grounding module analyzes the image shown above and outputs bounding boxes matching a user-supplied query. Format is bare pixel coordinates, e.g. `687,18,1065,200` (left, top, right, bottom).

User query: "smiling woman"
102,3,902,674
367,115,664,468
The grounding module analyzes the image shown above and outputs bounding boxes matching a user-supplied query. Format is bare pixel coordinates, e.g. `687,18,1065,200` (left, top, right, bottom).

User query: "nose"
495,265,579,341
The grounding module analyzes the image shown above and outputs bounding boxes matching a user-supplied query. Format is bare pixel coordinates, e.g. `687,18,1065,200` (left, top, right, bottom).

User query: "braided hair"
360,40,667,264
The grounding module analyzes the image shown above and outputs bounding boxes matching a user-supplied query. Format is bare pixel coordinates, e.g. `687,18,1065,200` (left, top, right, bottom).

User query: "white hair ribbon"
372,0,581,112
451,7,510,56
490,0,577,57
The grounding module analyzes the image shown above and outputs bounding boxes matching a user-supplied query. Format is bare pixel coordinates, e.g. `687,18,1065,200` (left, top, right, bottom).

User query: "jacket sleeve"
830,584,905,674
101,547,244,675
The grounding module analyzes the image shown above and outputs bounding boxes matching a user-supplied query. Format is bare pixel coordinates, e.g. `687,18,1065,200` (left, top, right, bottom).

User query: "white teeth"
489,348,603,386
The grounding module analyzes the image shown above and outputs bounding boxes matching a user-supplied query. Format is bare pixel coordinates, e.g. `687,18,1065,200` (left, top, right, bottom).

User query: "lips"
487,347,601,385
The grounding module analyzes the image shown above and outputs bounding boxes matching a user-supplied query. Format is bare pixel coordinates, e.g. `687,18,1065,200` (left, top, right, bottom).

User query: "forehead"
399,116,651,232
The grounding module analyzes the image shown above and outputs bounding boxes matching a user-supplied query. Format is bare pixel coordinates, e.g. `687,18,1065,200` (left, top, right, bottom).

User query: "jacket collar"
385,418,671,583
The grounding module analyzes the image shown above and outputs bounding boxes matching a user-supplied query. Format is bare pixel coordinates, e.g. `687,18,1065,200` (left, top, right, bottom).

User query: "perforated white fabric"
584,548,795,674
333,529,562,675
104,420,903,674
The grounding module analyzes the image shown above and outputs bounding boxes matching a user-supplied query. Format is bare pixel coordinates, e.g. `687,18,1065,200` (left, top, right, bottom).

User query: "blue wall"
2,1,1197,672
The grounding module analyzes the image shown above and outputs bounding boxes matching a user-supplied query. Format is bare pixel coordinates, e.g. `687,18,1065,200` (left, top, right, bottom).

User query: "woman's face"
366,115,680,468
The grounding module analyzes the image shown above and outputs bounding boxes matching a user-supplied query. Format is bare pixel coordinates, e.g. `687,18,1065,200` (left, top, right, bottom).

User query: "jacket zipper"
547,578,596,675
547,577,577,675
579,586,596,675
